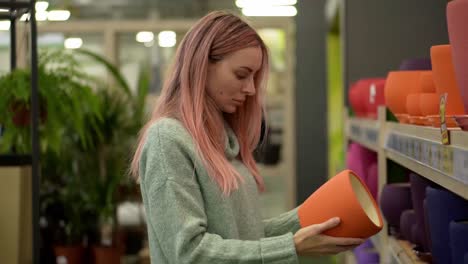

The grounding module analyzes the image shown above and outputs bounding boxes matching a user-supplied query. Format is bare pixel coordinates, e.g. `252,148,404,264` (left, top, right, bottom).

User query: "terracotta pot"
447,0,468,114
420,72,436,93
54,246,84,264
385,71,428,122
406,94,423,117
430,45,466,115
419,93,440,117
298,170,383,238
93,246,121,264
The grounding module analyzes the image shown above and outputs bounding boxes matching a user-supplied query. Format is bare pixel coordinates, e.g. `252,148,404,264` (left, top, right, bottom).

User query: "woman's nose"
243,78,256,96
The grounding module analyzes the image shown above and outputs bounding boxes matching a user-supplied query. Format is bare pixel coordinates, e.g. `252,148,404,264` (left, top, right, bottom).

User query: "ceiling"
47,0,240,20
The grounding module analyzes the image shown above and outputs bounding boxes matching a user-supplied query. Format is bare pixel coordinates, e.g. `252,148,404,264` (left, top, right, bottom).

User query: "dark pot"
93,246,121,264
54,245,84,264
10,101,47,127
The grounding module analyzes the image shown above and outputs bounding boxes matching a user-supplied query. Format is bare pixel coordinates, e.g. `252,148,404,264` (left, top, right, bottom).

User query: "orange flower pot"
420,93,440,117
420,72,436,93
298,170,383,238
430,45,466,115
407,94,423,117
385,71,428,122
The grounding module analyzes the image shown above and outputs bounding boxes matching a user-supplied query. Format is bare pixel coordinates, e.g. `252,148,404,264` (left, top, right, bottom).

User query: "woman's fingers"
327,236,364,246
306,217,341,236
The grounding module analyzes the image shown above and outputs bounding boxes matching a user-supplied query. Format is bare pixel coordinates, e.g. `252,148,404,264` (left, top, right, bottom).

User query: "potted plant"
0,50,106,264
70,49,151,263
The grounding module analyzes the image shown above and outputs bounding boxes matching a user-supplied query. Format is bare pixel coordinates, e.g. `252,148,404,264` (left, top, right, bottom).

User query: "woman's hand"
293,217,364,257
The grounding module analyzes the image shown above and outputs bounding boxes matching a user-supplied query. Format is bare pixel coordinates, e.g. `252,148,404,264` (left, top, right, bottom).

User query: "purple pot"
410,173,438,252
367,162,378,201
410,224,422,246
399,58,432,71
380,183,413,229
447,0,468,113
356,248,380,264
400,210,417,241
426,187,468,264
450,220,468,263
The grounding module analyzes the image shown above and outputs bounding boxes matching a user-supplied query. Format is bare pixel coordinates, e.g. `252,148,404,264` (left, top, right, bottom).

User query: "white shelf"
346,117,380,152
384,122,468,200
388,237,427,264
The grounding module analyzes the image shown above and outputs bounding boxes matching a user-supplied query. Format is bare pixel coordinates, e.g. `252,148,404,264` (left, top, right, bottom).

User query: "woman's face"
206,46,263,114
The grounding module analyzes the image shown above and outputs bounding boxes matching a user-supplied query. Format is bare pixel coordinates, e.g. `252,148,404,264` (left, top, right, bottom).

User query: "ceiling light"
235,0,296,8
47,10,70,21
136,31,154,43
0,21,10,31
242,6,297,16
158,31,176,48
0,9,9,12
64,37,82,49
35,1,49,12
36,11,48,21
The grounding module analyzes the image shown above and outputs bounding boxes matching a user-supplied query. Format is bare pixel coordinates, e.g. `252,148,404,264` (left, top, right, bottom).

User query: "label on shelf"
349,121,378,148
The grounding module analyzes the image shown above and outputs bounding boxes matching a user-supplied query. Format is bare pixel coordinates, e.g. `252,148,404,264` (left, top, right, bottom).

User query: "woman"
131,11,363,263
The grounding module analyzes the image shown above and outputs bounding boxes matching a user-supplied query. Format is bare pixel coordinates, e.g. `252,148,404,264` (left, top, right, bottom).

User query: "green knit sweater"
139,118,301,264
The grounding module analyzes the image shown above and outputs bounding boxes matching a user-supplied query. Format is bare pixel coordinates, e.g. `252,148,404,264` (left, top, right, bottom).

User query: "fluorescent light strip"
64,37,82,49
136,31,154,43
48,10,70,21
242,6,297,17
36,11,48,21
35,1,49,12
235,0,297,8
158,31,176,48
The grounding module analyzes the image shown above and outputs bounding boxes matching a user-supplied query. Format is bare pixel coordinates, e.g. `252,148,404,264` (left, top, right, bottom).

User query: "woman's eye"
236,73,248,80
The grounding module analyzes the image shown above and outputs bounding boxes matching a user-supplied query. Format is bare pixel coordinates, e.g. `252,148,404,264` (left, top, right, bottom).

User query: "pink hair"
130,11,268,195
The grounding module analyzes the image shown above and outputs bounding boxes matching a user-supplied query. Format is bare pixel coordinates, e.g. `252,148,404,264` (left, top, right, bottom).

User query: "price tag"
421,141,430,164
454,149,468,184
440,93,450,145
440,146,453,175
431,144,440,170
414,140,421,161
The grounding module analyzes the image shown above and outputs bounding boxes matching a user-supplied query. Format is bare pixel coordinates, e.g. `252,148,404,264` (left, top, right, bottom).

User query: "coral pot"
384,71,427,121
298,170,383,238
430,45,465,115
447,0,468,113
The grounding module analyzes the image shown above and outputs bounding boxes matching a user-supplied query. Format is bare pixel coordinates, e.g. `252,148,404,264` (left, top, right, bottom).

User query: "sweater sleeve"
140,123,298,264
263,208,302,237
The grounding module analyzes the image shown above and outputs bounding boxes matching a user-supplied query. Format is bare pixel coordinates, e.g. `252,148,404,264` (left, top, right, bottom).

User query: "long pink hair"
130,11,268,194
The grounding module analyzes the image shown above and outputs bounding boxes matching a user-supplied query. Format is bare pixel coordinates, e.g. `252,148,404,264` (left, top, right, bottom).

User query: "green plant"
69,49,151,245
0,49,102,154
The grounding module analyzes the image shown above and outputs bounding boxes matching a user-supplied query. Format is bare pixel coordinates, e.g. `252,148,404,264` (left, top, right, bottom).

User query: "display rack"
345,106,468,263
0,1,40,263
